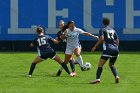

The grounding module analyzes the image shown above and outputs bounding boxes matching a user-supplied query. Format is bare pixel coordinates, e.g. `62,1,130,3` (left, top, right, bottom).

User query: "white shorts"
65,44,81,55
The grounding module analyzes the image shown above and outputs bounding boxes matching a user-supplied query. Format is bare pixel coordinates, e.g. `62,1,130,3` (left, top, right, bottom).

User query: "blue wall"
0,0,140,40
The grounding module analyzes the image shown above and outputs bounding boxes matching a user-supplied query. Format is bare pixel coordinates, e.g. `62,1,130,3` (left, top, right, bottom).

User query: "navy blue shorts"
101,49,119,63
39,49,56,60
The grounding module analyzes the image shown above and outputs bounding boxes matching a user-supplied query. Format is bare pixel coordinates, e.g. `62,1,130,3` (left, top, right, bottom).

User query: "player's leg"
28,56,44,77
56,48,76,76
109,57,119,83
74,47,84,71
53,55,72,75
69,55,75,72
90,56,108,84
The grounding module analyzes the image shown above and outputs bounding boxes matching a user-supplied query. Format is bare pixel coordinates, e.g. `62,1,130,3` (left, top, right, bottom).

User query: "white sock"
77,55,83,67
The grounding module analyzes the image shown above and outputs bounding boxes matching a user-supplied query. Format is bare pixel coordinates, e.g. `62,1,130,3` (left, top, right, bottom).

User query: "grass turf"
0,52,140,93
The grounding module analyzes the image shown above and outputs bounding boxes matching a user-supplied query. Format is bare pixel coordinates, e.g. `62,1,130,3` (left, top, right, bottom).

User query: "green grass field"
0,52,140,93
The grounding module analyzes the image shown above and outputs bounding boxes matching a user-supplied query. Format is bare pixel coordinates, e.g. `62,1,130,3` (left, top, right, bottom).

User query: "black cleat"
81,67,86,71
56,70,62,76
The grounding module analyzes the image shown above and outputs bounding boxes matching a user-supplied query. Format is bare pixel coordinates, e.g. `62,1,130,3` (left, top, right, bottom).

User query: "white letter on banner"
83,0,114,34
47,0,68,34
123,0,140,34
8,0,36,34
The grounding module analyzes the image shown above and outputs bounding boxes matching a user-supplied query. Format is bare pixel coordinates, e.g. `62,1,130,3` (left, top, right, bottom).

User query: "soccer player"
60,21,98,73
28,26,75,77
55,20,75,76
90,18,120,84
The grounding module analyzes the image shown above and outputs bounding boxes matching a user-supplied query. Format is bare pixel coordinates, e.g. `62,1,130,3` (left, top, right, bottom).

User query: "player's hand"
30,43,34,47
91,46,97,52
93,36,99,39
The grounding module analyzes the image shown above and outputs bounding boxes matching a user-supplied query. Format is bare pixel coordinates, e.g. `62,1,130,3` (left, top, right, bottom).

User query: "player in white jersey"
61,21,98,73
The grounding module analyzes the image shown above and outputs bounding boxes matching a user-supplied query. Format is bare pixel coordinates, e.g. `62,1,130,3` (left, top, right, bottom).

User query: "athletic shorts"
39,49,56,60
101,49,119,63
65,44,81,55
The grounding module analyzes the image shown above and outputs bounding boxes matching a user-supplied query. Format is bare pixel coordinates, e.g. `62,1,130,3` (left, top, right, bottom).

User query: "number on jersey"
107,30,114,39
37,37,46,46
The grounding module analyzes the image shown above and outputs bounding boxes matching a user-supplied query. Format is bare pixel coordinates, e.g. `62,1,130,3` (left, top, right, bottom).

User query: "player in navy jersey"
90,18,120,84
28,26,75,77
55,20,75,76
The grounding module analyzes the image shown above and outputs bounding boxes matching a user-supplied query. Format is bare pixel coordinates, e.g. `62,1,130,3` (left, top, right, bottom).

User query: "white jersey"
65,27,84,54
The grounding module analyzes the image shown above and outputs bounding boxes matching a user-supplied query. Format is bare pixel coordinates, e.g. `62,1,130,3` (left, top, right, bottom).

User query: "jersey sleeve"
99,29,104,37
77,28,85,34
45,35,54,41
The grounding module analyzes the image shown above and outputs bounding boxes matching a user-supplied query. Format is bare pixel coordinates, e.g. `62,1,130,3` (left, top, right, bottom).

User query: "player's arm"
91,35,104,52
46,35,59,44
115,39,119,46
30,43,34,47
60,30,67,40
114,32,119,46
53,38,59,44
54,37,59,44
82,32,99,39
30,38,37,47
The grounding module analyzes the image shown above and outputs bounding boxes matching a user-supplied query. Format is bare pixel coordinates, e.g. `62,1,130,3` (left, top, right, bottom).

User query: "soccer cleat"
90,79,101,84
72,72,77,76
28,75,32,78
115,76,120,83
81,67,86,71
70,72,76,77
56,70,62,76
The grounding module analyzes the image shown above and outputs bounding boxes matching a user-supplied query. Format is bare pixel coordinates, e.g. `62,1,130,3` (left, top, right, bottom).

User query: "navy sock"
61,63,71,74
96,67,103,79
110,66,118,77
29,63,36,75
69,60,75,72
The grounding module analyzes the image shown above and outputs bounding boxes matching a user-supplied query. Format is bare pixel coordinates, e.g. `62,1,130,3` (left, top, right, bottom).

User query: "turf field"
0,52,140,93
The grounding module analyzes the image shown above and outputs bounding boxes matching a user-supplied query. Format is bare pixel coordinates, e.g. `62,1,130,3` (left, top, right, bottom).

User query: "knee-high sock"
61,63,71,74
110,66,118,77
28,63,36,75
76,55,83,67
69,60,75,72
96,67,103,79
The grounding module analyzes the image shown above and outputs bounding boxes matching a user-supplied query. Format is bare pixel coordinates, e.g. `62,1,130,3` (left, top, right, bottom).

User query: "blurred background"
0,0,140,52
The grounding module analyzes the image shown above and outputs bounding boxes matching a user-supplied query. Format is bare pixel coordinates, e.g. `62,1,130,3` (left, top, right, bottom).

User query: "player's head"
103,17,110,26
59,20,65,30
36,26,44,35
67,20,75,31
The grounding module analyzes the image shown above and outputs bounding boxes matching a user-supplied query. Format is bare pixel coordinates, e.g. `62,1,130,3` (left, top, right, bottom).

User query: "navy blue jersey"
56,30,67,51
32,35,55,55
99,26,119,54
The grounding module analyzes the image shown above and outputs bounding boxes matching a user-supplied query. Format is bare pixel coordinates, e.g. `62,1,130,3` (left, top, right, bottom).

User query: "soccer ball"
82,62,92,71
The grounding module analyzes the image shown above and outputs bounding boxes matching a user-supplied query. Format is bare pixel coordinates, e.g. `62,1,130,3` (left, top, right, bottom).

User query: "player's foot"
115,76,120,83
72,72,77,76
90,79,101,84
70,72,76,77
28,75,32,78
81,67,86,71
56,70,62,76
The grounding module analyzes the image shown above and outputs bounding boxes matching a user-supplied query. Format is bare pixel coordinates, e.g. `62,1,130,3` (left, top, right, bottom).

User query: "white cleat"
70,72,76,77
90,79,101,84
28,75,32,78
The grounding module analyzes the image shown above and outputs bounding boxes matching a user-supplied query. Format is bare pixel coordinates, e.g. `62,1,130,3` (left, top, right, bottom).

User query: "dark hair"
36,26,44,34
67,20,75,26
103,17,110,26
